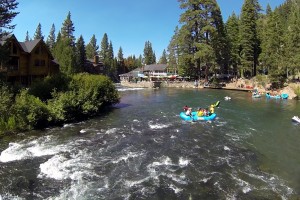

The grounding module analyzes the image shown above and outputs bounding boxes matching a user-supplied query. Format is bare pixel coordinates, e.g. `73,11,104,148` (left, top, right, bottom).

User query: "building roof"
19,39,41,53
143,64,167,71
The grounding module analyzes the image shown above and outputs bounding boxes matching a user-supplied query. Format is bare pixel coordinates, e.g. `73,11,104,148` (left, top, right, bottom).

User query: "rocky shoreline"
120,80,299,100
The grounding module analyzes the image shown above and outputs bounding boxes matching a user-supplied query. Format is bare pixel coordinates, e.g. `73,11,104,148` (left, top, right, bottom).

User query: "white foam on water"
179,157,189,167
148,122,171,130
169,184,183,194
63,123,74,128
200,177,211,183
231,174,252,194
117,88,144,91
125,177,150,188
79,129,86,133
224,146,230,151
105,128,119,134
38,149,96,181
112,151,143,164
0,136,68,163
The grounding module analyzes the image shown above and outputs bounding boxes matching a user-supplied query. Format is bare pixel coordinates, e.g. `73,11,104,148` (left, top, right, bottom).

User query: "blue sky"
12,0,285,58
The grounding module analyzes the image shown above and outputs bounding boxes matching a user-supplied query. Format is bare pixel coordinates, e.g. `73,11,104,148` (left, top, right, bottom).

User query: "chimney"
94,55,99,64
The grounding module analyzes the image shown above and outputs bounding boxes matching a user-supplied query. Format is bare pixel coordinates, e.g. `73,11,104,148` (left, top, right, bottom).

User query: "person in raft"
209,105,215,114
197,108,204,117
185,107,192,116
183,105,189,112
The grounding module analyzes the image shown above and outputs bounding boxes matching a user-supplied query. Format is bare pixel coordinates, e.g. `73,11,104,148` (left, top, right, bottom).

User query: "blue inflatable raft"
180,112,217,121
281,93,289,99
266,93,281,99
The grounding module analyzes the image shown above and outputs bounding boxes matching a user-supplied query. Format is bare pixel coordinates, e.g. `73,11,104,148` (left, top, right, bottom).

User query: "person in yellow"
209,105,214,114
197,108,204,117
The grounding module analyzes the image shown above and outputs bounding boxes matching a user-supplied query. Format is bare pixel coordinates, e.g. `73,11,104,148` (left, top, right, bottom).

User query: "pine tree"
117,47,125,74
0,0,19,65
61,11,75,44
284,2,300,78
226,12,240,76
0,0,19,39
176,0,224,80
167,26,179,75
25,31,30,41
75,35,86,73
99,33,109,60
86,34,98,59
159,49,168,64
46,23,56,52
33,23,44,40
239,0,261,77
143,41,155,65
53,38,76,74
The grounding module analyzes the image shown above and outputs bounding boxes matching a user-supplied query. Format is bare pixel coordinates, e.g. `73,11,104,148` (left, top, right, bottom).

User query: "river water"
0,86,300,200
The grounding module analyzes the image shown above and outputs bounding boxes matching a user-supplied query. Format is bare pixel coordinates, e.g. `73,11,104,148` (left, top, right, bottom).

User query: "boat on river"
281,93,289,99
266,92,281,99
292,116,300,123
252,93,261,98
180,112,217,121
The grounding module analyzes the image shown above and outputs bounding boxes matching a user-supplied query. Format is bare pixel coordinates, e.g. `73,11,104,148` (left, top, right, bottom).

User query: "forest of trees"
168,0,300,86
1,0,300,85
17,12,160,81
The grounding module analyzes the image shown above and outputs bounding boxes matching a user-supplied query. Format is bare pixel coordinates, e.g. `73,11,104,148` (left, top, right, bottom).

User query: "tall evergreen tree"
117,47,125,74
75,35,86,73
0,0,19,39
25,31,30,41
167,26,180,75
239,0,261,77
284,2,300,78
46,23,56,52
53,38,76,74
143,41,155,65
86,34,98,59
226,12,240,76
99,33,109,60
61,11,75,44
0,0,19,65
159,49,168,64
176,0,225,81
33,23,44,40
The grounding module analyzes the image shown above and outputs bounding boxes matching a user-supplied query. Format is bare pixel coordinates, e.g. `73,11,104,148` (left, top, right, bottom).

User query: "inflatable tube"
266,93,281,99
292,116,300,123
180,112,217,121
252,94,261,98
281,93,289,99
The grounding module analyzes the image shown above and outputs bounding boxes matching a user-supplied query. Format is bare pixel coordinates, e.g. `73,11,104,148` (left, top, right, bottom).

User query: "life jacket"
209,106,214,114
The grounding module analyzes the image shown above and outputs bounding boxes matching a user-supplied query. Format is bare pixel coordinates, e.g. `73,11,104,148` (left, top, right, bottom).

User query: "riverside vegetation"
0,73,120,136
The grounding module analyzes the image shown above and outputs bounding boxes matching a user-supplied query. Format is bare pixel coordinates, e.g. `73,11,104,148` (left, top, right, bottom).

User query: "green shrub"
0,84,14,119
47,74,120,123
28,73,70,101
47,90,80,123
14,89,50,130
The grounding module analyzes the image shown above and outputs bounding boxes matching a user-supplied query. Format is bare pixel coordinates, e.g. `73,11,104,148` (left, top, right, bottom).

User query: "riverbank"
120,79,299,100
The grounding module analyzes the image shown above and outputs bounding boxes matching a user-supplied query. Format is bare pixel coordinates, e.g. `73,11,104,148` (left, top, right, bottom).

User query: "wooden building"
0,34,59,85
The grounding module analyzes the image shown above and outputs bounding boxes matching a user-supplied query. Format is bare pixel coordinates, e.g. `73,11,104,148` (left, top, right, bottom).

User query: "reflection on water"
0,87,299,199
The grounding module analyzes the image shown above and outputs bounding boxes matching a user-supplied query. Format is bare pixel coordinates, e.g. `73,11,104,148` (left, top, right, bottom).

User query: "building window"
12,43,18,54
35,59,40,66
40,60,45,66
35,59,46,66
8,57,19,71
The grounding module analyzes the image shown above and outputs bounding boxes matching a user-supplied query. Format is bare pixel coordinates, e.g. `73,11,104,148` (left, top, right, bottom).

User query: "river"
0,86,300,200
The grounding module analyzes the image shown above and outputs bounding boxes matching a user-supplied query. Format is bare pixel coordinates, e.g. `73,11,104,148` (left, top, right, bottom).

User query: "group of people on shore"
183,104,215,117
